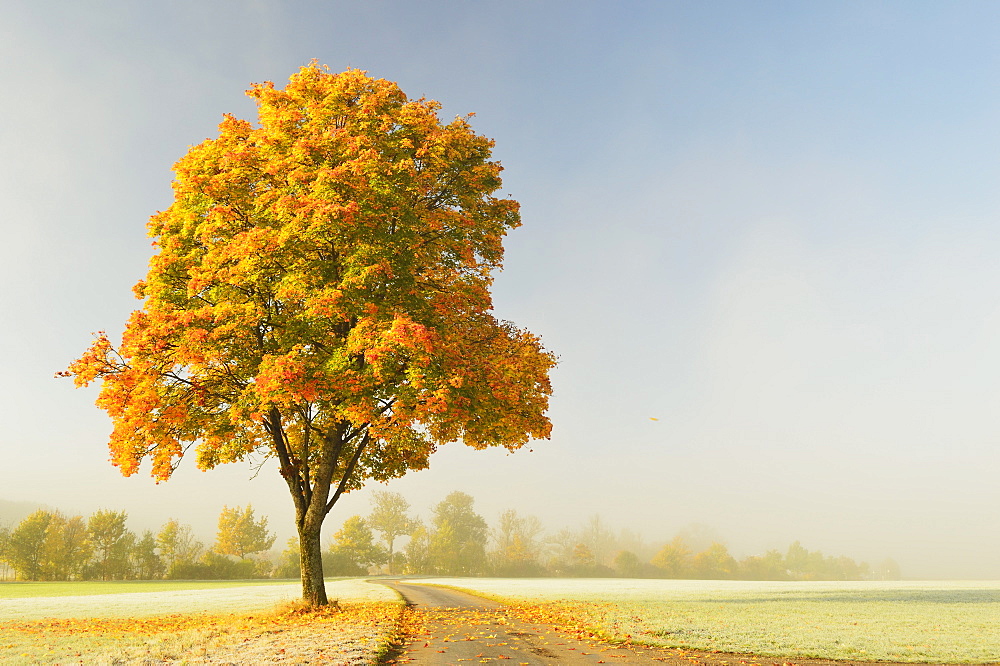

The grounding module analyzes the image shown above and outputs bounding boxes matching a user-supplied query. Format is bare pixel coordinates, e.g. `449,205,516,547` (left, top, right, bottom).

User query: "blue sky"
3,1,1000,577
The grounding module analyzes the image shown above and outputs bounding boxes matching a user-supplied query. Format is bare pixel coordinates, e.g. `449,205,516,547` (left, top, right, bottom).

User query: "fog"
3,2,1000,580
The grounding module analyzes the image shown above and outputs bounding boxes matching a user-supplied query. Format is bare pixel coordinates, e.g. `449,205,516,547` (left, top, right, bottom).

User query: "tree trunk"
298,521,329,606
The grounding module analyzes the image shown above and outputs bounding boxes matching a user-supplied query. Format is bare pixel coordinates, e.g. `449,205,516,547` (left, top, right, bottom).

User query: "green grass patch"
0,578,295,599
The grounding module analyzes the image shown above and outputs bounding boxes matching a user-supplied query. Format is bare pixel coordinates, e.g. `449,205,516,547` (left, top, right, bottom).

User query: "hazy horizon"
0,485,924,579
4,1,1000,581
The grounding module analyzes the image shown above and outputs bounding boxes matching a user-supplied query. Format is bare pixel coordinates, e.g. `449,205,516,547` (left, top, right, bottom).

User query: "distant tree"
215,505,276,560
692,542,738,579
367,491,417,574
492,509,544,576
877,557,901,581
0,525,10,580
189,549,262,579
403,522,431,574
739,549,787,581
40,513,91,580
827,554,863,581
571,543,595,569
131,530,165,580
428,491,488,575
87,510,136,580
784,540,810,578
63,63,555,607
157,519,205,575
5,510,53,580
275,538,303,579
612,550,642,578
651,536,693,578
36,513,68,581
580,515,615,567
675,524,722,554
545,527,579,575
616,529,654,564
328,515,387,575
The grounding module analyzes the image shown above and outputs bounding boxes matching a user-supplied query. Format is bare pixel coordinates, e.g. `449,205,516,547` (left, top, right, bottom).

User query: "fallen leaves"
0,600,403,664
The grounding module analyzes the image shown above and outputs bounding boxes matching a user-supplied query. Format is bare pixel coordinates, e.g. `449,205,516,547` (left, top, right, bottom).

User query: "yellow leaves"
60,332,114,388
2,601,403,664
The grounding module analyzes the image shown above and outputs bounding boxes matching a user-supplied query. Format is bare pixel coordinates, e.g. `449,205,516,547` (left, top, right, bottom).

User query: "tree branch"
325,432,370,514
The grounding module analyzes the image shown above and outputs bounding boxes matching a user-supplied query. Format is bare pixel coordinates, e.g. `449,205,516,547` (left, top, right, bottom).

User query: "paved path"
377,580,726,665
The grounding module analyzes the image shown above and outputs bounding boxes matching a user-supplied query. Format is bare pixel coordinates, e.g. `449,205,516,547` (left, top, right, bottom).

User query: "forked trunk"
268,410,369,607
298,523,328,606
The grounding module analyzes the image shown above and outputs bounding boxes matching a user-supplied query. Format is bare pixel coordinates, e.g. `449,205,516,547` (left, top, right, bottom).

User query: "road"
377,580,726,665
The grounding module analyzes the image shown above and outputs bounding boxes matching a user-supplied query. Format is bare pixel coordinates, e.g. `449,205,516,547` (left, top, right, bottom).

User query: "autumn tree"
570,543,597,574
491,509,544,576
40,513,91,580
63,63,555,605
214,504,276,559
651,536,693,578
612,550,643,578
692,542,738,579
366,491,417,573
4,510,52,580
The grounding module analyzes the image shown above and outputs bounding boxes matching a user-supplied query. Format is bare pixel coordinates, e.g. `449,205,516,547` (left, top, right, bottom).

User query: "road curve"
377,579,712,665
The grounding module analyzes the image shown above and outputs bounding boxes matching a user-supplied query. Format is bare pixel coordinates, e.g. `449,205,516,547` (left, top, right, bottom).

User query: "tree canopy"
64,63,555,605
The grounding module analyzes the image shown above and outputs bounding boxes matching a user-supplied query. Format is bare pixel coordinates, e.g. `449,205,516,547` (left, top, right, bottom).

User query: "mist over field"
4,2,1000,580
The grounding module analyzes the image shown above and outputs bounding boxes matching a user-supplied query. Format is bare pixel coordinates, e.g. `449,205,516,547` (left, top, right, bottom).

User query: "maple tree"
63,63,555,605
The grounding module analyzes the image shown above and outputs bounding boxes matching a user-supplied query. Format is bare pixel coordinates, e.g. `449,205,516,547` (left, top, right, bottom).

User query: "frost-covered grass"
0,578,403,664
0,577,397,621
421,578,1000,663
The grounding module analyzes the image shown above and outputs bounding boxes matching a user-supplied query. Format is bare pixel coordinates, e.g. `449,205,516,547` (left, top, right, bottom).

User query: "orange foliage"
62,62,554,603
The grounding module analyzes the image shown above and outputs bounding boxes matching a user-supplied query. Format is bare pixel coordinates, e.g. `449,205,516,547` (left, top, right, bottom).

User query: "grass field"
421,578,1000,663
0,578,403,664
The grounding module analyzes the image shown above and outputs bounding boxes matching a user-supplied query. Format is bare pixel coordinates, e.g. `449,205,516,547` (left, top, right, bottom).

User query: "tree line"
0,505,275,581
0,492,900,582
292,490,901,581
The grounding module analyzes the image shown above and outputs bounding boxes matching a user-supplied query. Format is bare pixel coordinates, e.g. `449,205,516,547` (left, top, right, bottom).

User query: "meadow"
421,577,1000,663
0,578,402,664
